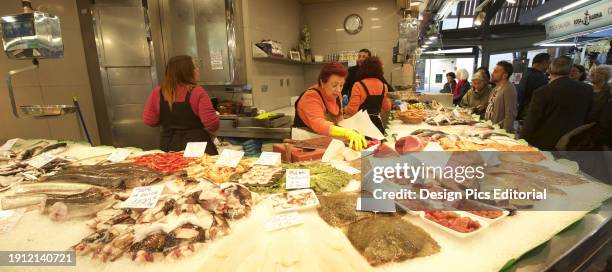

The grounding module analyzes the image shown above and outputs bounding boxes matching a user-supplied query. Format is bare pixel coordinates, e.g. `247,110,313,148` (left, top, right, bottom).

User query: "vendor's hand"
475,105,484,112
330,126,368,151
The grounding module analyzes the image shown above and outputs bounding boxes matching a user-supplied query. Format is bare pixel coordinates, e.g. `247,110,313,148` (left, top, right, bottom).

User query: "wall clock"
344,14,363,35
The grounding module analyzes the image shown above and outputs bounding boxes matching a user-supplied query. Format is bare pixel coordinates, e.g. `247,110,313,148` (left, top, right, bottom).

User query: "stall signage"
545,1,612,39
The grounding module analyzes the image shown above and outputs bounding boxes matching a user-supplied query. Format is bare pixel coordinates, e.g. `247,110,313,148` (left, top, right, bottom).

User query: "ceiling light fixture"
539,43,577,47
425,40,433,44
537,0,591,21
428,36,438,40
506,0,516,4
367,6,378,11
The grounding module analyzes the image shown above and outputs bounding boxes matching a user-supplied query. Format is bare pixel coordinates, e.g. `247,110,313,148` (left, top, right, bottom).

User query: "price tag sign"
120,185,164,209
332,164,360,175
255,152,281,166
184,142,207,158
0,208,25,234
216,149,244,168
348,60,357,67
399,104,408,112
265,212,303,231
0,139,18,152
356,197,397,213
27,154,56,169
285,169,310,189
107,148,131,162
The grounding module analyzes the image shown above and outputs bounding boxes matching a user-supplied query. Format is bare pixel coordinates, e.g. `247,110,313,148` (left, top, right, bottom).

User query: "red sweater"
143,85,220,132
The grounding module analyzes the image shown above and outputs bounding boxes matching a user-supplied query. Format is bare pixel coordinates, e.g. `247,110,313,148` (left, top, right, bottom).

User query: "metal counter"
510,200,611,271
218,114,292,139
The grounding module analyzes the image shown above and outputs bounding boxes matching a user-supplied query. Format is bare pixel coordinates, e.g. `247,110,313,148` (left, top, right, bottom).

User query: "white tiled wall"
0,0,100,144
302,0,401,88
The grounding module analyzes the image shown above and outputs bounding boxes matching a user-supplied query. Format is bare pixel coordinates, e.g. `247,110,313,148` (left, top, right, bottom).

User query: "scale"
1,0,91,144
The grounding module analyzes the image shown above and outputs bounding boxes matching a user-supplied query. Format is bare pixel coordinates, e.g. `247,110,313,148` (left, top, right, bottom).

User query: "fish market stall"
0,103,610,272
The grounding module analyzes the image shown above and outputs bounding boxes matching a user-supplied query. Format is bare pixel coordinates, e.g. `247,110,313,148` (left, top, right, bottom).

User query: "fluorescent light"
506,0,516,4
425,40,433,44
335,28,344,32
537,0,590,21
367,6,378,11
421,45,429,48
428,36,438,40
371,25,381,29
410,2,421,6
539,43,576,47
371,18,380,21
562,0,590,11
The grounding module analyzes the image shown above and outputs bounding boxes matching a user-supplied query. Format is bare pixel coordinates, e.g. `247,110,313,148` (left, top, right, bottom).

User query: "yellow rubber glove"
255,112,279,120
330,126,368,152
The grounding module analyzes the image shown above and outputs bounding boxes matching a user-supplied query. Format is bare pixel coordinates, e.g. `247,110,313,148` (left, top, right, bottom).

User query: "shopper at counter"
485,61,517,132
143,55,219,154
452,69,471,105
342,49,394,98
345,56,392,134
520,56,593,151
459,72,493,117
569,64,587,82
587,65,612,123
440,72,456,93
293,63,368,151
517,53,550,121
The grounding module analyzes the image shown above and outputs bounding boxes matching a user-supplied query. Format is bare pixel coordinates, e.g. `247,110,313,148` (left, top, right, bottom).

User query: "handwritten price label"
107,148,131,162
0,139,18,152
0,208,25,234
216,149,244,168
27,154,56,169
120,185,164,209
285,169,310,189
184,142,207,158
265,212,303,231
255,152,281,166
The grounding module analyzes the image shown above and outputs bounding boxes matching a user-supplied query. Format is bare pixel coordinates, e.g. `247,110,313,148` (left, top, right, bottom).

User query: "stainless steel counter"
509,200,611,271
218,114,292,139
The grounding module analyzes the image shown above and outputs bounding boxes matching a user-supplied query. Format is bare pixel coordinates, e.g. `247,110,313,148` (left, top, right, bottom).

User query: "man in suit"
342,49,394,98
520,56,593,151
517,53,550,121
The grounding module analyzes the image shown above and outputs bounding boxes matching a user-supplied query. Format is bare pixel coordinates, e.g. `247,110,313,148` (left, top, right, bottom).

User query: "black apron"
159,88,218,155
357,80,386,134
293,88,342,129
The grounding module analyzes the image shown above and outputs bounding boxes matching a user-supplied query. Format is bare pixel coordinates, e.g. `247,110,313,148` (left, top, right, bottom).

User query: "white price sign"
332,164,360,175
216,149,244,168
107,148,131,162
255,152,281,166
285,169,310,189
0,208,25,234
27,154,56,169
120,185,164,209
184,142,207,158
399,104,408,112
265,212,303,231
0,139,18,151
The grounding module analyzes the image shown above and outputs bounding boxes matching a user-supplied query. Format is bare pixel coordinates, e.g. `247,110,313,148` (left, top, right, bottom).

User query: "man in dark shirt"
342,49,394,98
517,53,550,121
520,56,593,151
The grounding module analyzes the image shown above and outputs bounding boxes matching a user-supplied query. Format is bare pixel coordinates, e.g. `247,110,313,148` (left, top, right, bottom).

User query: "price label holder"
215,149,245,168
107,148,131,162
265,212,303,231
285,169,310,190
120,185,165,209
255,152,281,166
184,142,207,158
27,154,56,169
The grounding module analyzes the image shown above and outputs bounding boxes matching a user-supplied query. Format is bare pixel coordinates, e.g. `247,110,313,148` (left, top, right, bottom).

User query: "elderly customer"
520,56,593,150
460,72,493,117
452,68,471,105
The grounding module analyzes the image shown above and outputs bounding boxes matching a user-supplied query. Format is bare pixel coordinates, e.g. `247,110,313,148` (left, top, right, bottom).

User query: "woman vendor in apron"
344,56,392,135
143,55,219,155
292,63,368,151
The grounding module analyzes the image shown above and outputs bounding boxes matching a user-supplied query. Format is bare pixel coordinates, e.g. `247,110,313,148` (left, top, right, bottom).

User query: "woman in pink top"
143,55,219,154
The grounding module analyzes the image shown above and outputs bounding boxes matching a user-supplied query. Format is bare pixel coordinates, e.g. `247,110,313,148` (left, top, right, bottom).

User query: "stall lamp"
474,12,485,26
428,36,438,40
506,0,516,4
